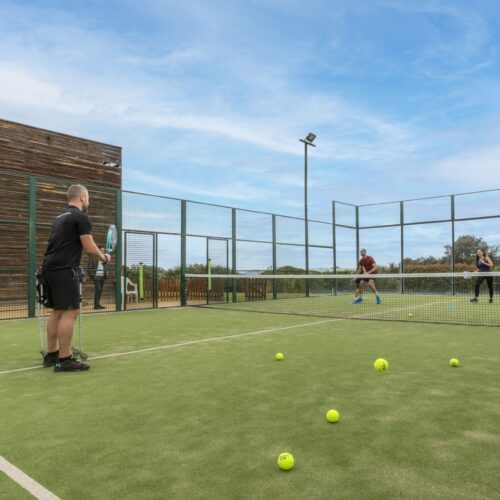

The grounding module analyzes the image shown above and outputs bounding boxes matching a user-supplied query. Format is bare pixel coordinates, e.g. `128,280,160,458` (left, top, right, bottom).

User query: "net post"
180,200,187,306
27,176,37,318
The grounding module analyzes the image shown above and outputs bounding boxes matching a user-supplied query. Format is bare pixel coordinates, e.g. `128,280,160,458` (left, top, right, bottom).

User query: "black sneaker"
43,352,59,367
470,298,478,303
489,298,494,304
54,357,90,372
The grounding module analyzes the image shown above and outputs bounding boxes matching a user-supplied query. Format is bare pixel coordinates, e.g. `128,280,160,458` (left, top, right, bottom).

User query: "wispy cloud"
0,0,499,224
375,0,494,79
0,1,422,162
126,169,276,202
429,146,500,189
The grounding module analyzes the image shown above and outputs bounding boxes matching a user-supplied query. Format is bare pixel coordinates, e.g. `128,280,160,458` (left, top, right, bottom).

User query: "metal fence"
0,170,333,319
333,190,500,293
0,169,120,319
121,191,334,309
2,166,499,320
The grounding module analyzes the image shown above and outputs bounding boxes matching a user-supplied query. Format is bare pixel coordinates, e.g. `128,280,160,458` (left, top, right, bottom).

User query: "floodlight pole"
300,135,316,297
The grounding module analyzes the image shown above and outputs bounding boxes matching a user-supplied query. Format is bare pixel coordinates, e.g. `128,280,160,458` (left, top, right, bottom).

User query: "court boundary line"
0,300,468,376
0,455,60,500
0,318,341,375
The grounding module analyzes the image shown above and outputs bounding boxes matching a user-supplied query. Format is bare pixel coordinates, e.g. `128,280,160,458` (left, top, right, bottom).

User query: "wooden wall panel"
0,223,28,269
0,119,123,316
0,118,122,188
0,172,30,222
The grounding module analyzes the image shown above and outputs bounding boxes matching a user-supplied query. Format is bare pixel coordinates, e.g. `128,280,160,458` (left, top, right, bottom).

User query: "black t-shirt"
42,205,92,271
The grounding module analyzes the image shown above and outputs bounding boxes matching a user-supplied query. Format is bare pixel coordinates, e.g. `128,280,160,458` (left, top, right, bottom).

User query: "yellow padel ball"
326,409,340,423
277,452,294,471
374,358,389,372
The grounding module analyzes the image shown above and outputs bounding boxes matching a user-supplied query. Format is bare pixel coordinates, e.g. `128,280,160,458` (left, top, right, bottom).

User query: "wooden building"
0,118,122,318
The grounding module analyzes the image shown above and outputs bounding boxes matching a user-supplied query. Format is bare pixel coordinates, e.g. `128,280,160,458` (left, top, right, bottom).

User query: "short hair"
67,184,88,201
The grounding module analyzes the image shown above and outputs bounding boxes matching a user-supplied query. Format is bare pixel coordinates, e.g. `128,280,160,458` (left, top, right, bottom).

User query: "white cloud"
0,66,62,108
376,0,493,79
0,59,418,164
122,47,206,71
0,0,499,227
431,147,500,188
126,169,276,202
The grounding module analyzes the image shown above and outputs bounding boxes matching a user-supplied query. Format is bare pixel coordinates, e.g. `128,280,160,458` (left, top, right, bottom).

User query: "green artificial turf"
1,307,499,499
209,292,500,326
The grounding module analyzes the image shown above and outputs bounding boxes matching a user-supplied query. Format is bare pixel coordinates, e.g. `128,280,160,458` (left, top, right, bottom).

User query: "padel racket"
105,224,118,253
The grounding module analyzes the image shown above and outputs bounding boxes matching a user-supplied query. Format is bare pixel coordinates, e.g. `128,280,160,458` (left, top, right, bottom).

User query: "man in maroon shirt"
352,248,381,304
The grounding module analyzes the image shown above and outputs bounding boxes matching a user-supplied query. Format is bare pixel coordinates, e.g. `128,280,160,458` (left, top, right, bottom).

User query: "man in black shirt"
42,184,111,372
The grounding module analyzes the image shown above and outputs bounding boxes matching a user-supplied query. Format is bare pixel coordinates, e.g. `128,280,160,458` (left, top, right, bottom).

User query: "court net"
185,272,500,327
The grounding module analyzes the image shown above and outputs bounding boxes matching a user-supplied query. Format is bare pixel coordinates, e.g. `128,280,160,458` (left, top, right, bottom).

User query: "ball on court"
326,409,340,423
275,352,284,361
449,358,460,367
408,312,413,318
374,358,389,371
277,452,294,471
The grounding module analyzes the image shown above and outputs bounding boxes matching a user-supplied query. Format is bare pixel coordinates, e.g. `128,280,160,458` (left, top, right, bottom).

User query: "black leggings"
475,276,493,298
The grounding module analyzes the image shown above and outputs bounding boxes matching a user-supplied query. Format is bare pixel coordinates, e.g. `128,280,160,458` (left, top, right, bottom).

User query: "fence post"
115,188,122,311
272,214,277,299
451,195,455,295
232,208,237,303
332,201,337,296
180,200,187,306
400,200,404,294
27,176,37,318
355,206,360,260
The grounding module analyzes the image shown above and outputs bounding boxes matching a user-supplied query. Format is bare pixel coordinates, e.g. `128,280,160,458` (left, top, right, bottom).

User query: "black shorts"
356,277,376,285
43,268,82,310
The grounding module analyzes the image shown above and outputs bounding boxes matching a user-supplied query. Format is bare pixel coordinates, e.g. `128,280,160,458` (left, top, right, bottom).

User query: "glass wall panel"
359,227,401,271
455,191,500,220
236,210,272,242
403,223,451,272
359,202,400,227
404,197,450,224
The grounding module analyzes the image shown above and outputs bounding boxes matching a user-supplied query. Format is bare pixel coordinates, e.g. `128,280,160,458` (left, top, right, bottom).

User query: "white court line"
79,300,451,361
351,299,449,319
0,365,44,375
0,300,451,376
89,318,340,361
0,456,60,500
0,318,340,375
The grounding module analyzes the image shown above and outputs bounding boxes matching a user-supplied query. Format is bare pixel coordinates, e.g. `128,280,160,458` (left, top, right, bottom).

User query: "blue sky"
1,0,500,267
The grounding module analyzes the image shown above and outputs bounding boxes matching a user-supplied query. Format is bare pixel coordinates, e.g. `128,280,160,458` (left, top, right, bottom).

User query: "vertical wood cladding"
0,120,122,316
0,118,122,188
